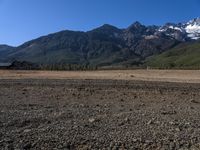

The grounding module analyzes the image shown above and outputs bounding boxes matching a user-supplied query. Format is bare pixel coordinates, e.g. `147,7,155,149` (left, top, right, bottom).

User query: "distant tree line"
7,60,200,71
39,63,98,71
4,60,98,71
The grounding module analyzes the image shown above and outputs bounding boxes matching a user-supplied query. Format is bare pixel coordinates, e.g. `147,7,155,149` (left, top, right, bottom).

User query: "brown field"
1,69,200,83
1,70,200,149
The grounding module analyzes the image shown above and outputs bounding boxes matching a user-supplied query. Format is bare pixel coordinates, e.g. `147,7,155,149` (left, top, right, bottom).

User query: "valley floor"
0,79,200,149
1,69,200,83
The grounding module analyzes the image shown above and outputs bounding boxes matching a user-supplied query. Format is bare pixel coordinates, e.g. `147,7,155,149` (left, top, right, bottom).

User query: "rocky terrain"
1,79,200,149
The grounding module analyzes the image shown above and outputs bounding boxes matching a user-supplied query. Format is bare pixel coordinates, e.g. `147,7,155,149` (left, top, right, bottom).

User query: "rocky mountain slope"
1,18,200,66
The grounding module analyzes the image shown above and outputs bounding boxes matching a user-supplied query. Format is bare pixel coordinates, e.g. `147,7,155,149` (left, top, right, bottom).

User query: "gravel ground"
0,79,200,149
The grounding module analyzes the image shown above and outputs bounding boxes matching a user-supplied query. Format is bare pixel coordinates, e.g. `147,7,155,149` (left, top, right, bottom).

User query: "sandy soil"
0,79,200,149
1,69,200,83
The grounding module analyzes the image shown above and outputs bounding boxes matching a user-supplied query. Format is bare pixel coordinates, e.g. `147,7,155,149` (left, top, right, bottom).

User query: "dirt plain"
1,70,200,149
1,69,200,83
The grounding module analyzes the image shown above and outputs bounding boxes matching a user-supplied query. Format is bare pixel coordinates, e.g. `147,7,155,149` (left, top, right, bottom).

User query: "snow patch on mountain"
169,26,183,32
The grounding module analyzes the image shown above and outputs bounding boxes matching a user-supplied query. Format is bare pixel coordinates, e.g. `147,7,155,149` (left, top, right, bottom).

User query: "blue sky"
0,0,200,46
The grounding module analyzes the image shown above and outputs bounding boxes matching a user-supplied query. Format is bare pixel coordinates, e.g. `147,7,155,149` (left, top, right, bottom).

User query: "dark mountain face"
1,18,200,66
6,31,89,64
0,45,15,62
0,45,14,52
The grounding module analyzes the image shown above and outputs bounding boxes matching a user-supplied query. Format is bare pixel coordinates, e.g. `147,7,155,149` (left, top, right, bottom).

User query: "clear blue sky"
0,0,200,46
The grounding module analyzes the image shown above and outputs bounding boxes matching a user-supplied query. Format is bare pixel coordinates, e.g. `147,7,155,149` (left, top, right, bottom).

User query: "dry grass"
0,69,200,83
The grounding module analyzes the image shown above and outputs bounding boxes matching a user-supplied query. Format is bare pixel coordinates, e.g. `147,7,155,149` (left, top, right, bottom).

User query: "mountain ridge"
0,18,200,67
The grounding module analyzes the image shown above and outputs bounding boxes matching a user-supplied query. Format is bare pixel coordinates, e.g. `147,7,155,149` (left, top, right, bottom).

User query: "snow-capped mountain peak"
157,18,200,41
186,17,200,25
185,18,200,40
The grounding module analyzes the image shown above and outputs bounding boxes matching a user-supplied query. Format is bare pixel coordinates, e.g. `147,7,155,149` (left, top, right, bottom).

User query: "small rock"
190,99,199,103
88,118,95,123
118,122,125,126
185,122,190,125
124,117,129,122
169,142,175,150
62,143,71,149
155,121,160,124
22,88,28,92
24,129,31,133
120,99,124,102
133,138,137,142
140,103,145,106
175,127,181,132
79,104,85,107
109,142,114,148
23,143,32,149
147,120,153,125
112,146,119,150
161,110,177,115
145,140,153,144
190,106,195,109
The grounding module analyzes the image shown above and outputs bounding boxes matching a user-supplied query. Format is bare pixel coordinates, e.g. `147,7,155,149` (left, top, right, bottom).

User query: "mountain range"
0,18,200,68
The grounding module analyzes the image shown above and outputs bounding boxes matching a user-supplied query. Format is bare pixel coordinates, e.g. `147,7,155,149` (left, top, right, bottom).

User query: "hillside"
146,40,200,68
